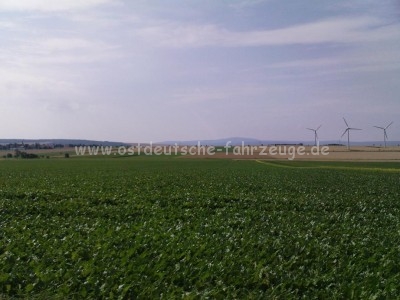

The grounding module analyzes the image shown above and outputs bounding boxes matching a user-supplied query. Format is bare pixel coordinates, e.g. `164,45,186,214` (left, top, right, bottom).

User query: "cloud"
0,0,116,12
229,0,271,9
265,45,400,74
134,16,400,48
0,66,75,103
171,83,281,104
15,38,100,57
0,20,17,28
33,38,96,52
1,37,121,66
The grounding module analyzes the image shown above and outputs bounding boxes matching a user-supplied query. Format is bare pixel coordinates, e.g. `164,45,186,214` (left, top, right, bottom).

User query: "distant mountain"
1,138,399,147
160,137,264,146
308,140,400,147
0,139,129,146
160,137,305,146
159,137,400,147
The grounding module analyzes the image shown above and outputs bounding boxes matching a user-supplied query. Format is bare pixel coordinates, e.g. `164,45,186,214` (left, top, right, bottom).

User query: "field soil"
178,146,400,161
2,146,400,161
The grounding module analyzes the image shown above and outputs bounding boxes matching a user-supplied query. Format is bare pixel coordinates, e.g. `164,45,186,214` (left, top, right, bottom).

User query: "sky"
1,0,400,143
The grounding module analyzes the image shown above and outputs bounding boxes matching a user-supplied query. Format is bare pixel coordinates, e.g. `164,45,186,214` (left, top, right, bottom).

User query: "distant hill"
0,139,129,146
160,137,305,146
159,137,400,147
1,138,399,147
160,137,264,146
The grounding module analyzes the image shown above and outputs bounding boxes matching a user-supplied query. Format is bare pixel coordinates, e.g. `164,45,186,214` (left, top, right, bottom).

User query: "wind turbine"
307,125,321,146
341,118,361,150
374,122,393,148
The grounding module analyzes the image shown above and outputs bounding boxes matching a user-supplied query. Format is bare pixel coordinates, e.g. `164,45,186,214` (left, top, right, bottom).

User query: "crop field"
1,157,400,299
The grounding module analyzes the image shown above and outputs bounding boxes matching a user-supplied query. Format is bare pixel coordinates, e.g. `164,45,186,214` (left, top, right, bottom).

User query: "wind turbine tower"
374,122,393,148
341,118,362,150
307,125,321,146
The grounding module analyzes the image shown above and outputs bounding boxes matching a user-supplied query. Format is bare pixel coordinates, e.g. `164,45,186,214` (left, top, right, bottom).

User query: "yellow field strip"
255,160,400,173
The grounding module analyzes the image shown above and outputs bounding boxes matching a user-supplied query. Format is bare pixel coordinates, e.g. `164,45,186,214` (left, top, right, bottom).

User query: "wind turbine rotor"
341,129,349,138
343,117,349,127
386,122,393,129
307,126,321,146
374,124,391,148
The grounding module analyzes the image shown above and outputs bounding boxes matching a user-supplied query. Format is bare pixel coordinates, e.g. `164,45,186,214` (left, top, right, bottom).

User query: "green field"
1,157,400,299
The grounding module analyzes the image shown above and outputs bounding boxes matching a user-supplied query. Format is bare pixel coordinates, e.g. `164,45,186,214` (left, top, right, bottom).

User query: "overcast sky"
1,0,399,142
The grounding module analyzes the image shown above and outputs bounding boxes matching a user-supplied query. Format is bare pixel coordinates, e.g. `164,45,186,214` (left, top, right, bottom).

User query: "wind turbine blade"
374,126,385,130
316,125,322,131
341,129,348,138
343,117,349,127
386,121,393,129
349,128,362,131
306,128,314,131
385,131,388,140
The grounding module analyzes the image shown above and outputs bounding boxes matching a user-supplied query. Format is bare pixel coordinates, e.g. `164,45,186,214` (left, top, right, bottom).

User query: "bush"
14,150,39,159
65,153,70,158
